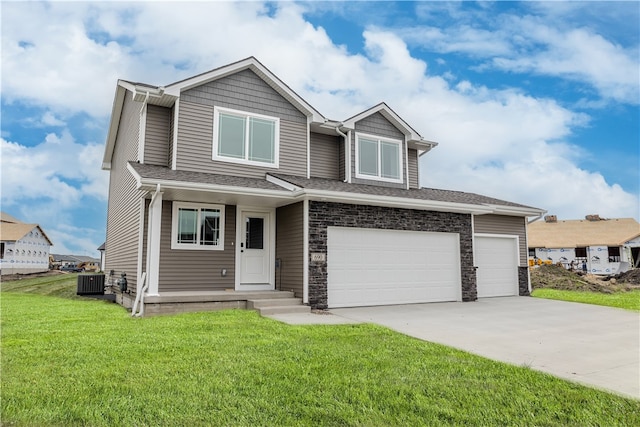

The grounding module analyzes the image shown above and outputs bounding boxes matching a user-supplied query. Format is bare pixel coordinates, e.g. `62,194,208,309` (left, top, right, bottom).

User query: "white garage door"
475,236,519,297
327,227,461,308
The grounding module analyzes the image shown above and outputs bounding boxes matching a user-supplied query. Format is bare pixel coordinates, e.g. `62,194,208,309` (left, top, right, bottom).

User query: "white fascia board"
484,204,547,217
135,178,299,201
302,189,494,215
102,84,128,170
265,174,302,191
126,163,144,188
343,103,421,139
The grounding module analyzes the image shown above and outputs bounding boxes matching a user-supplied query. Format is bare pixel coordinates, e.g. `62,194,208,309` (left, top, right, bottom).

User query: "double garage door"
326,228,520,308
327,227,461,308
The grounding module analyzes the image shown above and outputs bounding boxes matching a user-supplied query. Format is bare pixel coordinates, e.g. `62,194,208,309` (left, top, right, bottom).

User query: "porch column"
146,190,163,296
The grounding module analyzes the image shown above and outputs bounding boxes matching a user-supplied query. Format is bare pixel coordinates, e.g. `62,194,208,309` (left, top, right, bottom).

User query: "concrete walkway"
268,297,639,399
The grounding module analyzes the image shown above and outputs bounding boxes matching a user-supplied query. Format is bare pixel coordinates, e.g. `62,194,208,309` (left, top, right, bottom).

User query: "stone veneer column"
518,266,530,296
307,201,477,309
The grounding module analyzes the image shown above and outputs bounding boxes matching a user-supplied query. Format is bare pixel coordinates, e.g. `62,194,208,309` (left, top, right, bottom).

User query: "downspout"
334,125,349,183
137,91,150,163
307,117,311,179
346,130,352,182
131,183,162,317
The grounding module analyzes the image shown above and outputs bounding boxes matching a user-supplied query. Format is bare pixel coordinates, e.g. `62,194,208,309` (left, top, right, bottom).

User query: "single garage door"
475,236,519,297
327,227,461,308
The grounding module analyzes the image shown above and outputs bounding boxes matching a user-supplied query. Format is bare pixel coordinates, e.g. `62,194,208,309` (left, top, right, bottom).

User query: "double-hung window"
213,106,279,167
355,133,403,183
171,202,225,250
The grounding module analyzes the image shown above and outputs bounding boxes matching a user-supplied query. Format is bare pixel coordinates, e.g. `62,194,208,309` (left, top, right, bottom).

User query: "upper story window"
171,202,225,250
213,106,279,168
355,133,403,183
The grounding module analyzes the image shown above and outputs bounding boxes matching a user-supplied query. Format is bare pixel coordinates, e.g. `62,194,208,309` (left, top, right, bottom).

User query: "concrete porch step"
255,305,312,316
247,298,303,309
247,297,311,316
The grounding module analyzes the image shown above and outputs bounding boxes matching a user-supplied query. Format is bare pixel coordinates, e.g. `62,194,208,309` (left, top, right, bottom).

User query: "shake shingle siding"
105,92,142,290
310,132,340,180
144,105,170,166
276,202,304,298
175,95,308,176
474,214,528,266
352,112,407,189
157,202,236,292
181,69,306,124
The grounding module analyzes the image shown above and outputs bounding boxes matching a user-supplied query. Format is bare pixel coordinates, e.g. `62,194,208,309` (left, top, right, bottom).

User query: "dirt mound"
615,269,640,285
1,270,66,282
531,264,640,293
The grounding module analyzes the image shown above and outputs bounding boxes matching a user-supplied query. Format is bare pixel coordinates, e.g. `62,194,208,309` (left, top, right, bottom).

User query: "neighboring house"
528,215,640,275
102,57,545,314
51,254,101,271
0,212,53,275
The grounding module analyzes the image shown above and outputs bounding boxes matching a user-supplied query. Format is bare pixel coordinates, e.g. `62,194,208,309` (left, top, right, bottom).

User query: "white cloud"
399,9,639,105
1,0,637,228
0,132,108,206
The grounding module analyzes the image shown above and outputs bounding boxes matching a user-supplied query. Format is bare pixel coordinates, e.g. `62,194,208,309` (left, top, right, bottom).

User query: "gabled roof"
528,218,640,248
341,102,438,152
0,212,21,223
103,57,327,170
0,223,53,246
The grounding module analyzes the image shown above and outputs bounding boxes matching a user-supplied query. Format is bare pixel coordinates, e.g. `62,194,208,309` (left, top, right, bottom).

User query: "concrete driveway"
331,297,639,399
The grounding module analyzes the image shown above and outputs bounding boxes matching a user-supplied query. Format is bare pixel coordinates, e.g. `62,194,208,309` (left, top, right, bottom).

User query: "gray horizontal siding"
276,202,304,298
144,105,170,166
310,132,340,180
408,149,418,189
105,92,143,290
351,112,407,189
175,100,307,177
474,214,528,266
158,202,236,292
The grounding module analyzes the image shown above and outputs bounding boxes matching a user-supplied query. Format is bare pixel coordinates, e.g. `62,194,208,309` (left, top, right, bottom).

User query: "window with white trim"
355,133,403,183
213,106,279,167
171,202,225,250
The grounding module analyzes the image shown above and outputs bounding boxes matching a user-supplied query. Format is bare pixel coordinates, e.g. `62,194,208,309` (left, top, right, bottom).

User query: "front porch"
119,289,308,316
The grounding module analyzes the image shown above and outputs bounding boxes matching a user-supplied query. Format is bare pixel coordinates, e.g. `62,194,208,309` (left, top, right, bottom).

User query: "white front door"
237,210,273,290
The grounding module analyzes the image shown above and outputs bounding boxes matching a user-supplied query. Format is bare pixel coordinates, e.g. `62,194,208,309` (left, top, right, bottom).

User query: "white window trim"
355,132,404,184
171,202,225,251
212,106,280,168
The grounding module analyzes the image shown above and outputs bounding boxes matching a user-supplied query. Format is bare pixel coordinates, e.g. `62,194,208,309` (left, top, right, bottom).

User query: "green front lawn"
532,288,640,312
2,278,639,426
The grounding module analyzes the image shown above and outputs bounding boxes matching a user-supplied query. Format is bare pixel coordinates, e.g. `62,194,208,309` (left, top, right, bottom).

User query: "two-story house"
103,57,545,315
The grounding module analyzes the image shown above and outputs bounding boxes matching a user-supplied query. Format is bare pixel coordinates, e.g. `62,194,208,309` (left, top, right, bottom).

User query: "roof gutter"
333,124,350,183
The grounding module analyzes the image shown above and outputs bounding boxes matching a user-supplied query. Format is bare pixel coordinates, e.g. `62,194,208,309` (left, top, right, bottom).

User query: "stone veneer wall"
518,266,530,296
308,201,476,309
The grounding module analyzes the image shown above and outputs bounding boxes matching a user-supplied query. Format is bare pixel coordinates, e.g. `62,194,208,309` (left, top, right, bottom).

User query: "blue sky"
1,1,638,256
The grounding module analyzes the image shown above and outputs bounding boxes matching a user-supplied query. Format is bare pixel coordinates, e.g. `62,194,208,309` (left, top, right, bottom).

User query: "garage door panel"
327,227,461,308
476,236,519,298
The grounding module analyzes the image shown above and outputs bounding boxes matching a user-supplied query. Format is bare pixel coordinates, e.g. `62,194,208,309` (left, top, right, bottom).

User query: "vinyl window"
213,107,279,167
171,202,225,250
355,133,403,183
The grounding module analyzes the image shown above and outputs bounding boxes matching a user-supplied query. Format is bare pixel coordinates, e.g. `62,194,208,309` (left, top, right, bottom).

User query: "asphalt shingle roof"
129,162,286,191
128,163,539,211
270,174,537,209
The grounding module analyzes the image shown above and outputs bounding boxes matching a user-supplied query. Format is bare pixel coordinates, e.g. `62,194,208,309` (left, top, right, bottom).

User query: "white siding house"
0,212,53,275
528,216,640,275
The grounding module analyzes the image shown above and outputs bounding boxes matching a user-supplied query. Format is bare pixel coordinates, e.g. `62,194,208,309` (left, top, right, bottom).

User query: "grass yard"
2,276,639,426
532,288,640,311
